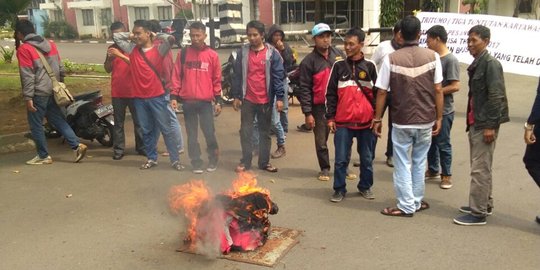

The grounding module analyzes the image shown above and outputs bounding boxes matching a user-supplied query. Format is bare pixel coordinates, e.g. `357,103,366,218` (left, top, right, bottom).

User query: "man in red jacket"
113,20,183,170
326,28,378,202
104,21,144,160
171,21,222,174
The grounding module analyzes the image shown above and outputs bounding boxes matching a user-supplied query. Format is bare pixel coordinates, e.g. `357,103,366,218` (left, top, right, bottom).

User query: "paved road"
1,60,539,269
0,40,313,65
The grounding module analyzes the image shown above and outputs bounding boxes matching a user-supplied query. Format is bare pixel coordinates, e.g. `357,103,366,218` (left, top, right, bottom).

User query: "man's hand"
275,40,285,51
233,99,242,111
483,128,496,143
327,120,336,133
107,47,122,58
170,99,178,111
372,121,382,137
432,119,442,136
524,129,536,145
276,100,283,112
214,103,222,116
26,100,37,112
305,114,315,129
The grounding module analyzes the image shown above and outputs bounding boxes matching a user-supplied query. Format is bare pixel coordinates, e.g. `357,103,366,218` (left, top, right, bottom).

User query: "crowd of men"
15,14,540,225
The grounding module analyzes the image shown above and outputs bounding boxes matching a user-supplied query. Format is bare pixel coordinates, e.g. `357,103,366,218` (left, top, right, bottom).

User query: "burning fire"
169,172,278,254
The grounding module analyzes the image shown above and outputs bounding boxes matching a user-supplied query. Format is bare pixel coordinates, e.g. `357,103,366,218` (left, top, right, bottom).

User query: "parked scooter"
220,51,236,104
287,64,300,101
45,90,114,147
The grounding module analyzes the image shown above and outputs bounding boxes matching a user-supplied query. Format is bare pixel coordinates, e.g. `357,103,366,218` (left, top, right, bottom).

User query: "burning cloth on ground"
169,172,279,254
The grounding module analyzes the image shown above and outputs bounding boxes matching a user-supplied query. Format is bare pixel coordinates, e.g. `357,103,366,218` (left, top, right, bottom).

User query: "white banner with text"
417,12,540,77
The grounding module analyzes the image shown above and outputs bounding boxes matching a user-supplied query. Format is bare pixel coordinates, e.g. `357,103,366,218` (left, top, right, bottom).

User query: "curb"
0,132,35,154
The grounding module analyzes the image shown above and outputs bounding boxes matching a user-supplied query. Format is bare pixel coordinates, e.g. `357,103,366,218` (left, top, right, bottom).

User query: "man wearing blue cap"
297,23,346,181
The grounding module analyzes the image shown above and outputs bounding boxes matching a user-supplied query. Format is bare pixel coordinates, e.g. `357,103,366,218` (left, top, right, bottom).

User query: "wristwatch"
524,122,534,131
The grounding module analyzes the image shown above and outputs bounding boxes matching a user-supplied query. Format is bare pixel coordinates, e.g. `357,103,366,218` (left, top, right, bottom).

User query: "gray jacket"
466,50,510,130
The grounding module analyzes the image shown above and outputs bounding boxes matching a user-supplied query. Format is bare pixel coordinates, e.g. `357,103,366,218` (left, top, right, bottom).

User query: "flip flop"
416,200,430,212
381,207,414,217
262,164,278,173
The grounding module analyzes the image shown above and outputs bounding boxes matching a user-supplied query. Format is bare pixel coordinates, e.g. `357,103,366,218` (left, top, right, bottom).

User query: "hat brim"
312,30,333,37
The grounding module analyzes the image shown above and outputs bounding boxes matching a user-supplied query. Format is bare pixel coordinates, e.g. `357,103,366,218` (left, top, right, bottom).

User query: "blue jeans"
253,97,286,146
280,81,289,133
134,94,181,163
427,113,454,176
333,127,375,194
392,126,432,214
28,95,80,158
182,101,218,168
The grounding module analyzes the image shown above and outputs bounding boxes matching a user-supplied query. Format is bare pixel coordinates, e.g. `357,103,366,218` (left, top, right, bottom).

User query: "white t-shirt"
371,40,395,69
375,51,443,129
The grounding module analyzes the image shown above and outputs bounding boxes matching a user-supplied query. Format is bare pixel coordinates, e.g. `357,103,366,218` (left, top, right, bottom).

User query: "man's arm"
155,32,174,56
483,60,507,128
442,55,460,95
297,58,313,115
113,32,135,54
271,49,285,100
325,62,339,132
212,51,223,98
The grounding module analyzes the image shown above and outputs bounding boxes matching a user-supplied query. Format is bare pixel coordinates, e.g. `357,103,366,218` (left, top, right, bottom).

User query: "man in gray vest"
373,15,443,217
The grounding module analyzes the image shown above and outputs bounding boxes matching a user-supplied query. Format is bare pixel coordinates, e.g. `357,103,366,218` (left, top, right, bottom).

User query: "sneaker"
192,167,204,174
358,189,375,200
346,173,357,180
440,175,453,189
330,191,345,203
172,161,185,171
386,157,394,167
271,145,286,159
140,160,158,170
459,206,493,216
206,163,218,172
74,143,87,163
425,170,440,179
26,155,53,165
318,169,330,181
453,214,487,226
297,124,312,133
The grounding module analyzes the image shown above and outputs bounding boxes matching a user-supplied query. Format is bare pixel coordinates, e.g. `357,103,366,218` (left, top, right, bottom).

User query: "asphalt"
1,44,539,269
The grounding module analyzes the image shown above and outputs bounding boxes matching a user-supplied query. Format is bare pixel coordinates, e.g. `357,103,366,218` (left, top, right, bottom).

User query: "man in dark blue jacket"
231,20,285,173
523,77,540,225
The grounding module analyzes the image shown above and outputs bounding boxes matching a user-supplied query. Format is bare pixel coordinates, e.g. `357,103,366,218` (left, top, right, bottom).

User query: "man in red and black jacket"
325,28,378,203
297,23,345,181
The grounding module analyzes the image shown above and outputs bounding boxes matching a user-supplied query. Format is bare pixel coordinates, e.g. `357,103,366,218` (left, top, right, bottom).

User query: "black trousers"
240,100,272,169
312,104,330,171
523,126,540,188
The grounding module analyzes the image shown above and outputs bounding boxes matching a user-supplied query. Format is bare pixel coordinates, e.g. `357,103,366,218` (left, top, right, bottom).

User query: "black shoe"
296,124,312,133
453,214,487,226
352,161,360,167
330,191,345,203
113,153,124,160
459,206,493,216
536,215,540,224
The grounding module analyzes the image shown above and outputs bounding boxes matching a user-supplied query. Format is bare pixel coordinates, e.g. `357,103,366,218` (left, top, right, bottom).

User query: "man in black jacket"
297,23,345,181
523,77,540,225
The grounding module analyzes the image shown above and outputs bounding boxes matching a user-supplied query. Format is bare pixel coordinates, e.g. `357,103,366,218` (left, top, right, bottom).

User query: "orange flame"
226,172,270,198
169,180,212,243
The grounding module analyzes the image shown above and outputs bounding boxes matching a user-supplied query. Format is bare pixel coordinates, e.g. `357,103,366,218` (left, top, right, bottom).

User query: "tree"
379,0,403,27
422,0,444,12
0,0,32,48
461,0,489,14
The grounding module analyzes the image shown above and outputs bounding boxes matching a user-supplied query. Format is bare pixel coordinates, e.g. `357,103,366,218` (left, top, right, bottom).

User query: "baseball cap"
311,23,332,37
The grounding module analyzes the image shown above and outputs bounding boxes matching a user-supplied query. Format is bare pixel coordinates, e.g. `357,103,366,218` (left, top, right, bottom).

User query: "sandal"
235,163,246,173
380,207,414,217
140,160,158,170
417,200,430,212
262,163,278,173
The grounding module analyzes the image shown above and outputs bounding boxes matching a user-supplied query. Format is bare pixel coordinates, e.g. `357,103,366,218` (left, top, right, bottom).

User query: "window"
134,7,149,20
82,9,94,26
519,0,532,13
158,6,172,20
280,1,315,24
51,9,63,22
101,8,112,26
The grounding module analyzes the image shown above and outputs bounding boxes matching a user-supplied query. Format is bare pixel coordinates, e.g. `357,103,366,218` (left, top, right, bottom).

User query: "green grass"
0,61,107,75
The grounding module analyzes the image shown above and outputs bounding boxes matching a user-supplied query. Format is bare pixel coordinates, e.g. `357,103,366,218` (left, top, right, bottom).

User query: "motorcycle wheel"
97,123,114,147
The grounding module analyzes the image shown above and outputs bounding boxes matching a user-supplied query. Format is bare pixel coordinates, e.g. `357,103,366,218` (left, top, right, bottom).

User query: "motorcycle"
45,90,115,147
287,65,300,102
220,51,236,104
